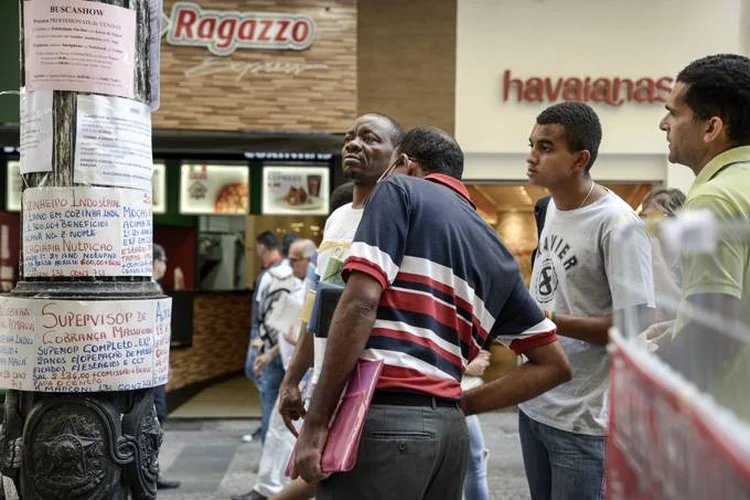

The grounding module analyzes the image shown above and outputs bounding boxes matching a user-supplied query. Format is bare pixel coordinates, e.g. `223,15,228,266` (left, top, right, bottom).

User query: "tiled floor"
161,377,528,498
157,411,531,500
170,376,262,419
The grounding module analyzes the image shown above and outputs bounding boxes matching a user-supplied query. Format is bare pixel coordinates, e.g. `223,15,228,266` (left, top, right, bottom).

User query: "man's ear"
405,159,426,178
571,150,591,176
703,116,725,144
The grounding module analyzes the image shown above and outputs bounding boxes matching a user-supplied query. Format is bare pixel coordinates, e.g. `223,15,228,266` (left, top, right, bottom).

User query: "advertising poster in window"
6,161,22,212
262,166,329,215
153,162,166,214
179,163,249,215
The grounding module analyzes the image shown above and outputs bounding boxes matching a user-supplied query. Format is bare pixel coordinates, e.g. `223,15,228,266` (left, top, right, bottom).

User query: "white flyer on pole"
19,89,53,174
74,94,153,191
23,0,136,98
0,296,171,392
22,187,152,278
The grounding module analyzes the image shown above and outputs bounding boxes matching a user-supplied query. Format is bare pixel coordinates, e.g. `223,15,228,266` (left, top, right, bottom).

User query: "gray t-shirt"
519,191,654,436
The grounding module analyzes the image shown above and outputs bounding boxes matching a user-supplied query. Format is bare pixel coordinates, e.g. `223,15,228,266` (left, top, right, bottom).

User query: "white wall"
456,0,743,181
666,163,695,195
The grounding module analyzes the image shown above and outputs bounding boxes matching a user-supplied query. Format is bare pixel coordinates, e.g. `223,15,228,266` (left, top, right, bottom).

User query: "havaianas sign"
162,2,316,56
502,69,674,107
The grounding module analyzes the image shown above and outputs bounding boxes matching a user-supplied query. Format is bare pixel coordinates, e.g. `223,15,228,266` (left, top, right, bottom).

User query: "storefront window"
197,216,246,291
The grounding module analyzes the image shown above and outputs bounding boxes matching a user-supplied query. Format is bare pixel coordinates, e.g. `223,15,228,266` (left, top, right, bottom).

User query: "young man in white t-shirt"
521,102,654,500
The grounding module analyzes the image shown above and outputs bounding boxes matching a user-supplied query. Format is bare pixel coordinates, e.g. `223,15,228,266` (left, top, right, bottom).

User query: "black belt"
372,390,460,409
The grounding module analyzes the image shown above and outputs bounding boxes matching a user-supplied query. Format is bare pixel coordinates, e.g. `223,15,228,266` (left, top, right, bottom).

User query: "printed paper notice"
23,0,136,98
0,296,171,392
23,187,152,277
74,95,153,191
20,89,53,174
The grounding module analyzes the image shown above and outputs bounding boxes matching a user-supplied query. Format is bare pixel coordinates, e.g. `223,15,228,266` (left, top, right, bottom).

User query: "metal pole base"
1,388,161,499
0,280,165,499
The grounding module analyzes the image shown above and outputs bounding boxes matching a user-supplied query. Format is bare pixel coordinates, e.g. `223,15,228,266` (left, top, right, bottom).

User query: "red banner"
607,335,750,499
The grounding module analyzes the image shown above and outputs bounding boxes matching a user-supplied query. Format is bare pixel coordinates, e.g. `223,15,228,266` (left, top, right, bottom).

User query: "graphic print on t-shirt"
524,192,654,436
535,233,578,304
536,257,558,304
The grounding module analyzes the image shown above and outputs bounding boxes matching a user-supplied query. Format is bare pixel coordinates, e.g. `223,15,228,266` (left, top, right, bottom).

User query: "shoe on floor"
231,489,267,500
242,426,263,443
156,475,180,489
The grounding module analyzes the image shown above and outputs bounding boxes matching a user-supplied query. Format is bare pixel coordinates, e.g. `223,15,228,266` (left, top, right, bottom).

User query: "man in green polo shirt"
658,53,750,420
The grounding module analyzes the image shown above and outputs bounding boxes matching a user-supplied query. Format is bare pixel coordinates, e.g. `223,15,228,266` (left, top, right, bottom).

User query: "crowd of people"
231,53,750,499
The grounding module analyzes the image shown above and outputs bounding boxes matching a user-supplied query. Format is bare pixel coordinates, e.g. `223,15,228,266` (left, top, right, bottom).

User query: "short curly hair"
677,54,750,145
395,126,464,180
536,102,602,173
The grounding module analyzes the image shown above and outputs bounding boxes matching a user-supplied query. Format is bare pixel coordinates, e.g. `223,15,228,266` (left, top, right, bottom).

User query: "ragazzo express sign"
502,69,674,107
165,2,316,56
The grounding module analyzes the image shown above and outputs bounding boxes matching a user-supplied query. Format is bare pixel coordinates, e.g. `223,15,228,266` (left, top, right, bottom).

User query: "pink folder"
286,358,384,476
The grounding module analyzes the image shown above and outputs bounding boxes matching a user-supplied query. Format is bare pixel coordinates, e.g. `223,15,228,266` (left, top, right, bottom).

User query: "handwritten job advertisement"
22,187,152,278
0,296,171,392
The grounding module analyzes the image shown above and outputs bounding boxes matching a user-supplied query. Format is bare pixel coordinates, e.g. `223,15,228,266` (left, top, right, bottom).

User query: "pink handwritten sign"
23,0,136,98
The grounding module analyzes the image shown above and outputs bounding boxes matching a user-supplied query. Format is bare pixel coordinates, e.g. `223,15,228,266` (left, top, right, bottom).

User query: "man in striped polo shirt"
292,127,572,499
278,113,405,431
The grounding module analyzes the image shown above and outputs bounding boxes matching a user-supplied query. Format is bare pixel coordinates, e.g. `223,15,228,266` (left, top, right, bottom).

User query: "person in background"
462,350,492,500
281,233,300,263
268,181,356,500
292,126,570,499
655,53,750,419
233,239,316,500
253,232,301,447
152,244,180,490
277,185,355,373
522,102,654,500
639,188,687,319
243,232,285,443
329,182,355,213
639,188,686,220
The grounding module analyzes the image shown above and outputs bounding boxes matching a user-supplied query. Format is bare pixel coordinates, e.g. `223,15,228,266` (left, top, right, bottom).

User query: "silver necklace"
578,181,595,209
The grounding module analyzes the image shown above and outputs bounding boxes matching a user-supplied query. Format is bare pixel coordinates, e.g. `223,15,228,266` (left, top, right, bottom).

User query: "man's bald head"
290,239,316,259
289,239,317,279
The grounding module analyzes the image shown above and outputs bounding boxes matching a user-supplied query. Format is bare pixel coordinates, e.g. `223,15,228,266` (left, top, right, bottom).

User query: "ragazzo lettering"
502,69,674,107
167,2,315,56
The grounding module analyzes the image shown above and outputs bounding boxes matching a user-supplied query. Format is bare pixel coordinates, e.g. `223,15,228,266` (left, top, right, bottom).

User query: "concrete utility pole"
0,1,168,498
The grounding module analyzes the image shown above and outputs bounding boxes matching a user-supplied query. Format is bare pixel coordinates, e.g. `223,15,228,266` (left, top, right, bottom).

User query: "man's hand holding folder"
290,273,383,483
